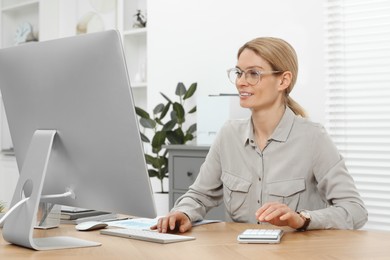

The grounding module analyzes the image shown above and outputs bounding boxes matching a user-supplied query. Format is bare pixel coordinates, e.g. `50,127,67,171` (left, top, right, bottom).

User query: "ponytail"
285,95,307,118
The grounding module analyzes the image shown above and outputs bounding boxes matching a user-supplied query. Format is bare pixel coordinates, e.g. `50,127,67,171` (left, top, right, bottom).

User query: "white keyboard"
237,229,283,244
101,228,196,244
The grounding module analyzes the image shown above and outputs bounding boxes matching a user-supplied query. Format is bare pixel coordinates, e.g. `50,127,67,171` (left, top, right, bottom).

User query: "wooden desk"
1,222,390,259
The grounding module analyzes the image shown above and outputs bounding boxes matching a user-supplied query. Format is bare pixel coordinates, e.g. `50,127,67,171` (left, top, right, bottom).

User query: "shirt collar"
243,107,296,146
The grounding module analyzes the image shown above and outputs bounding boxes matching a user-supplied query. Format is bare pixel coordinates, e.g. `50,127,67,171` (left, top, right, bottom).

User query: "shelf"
1,0,40,48
131,82,147,88
1,0,38,12
123,27,147,37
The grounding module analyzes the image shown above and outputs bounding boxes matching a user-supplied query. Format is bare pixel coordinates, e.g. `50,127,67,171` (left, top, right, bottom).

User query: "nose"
236,72,249,86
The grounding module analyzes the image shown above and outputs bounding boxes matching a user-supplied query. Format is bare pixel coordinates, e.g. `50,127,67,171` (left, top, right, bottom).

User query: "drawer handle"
187,171,193,177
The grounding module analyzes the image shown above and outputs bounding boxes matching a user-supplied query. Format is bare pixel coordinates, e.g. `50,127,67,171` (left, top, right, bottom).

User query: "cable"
0,197,29,226
40,190,73,201
38,190,74,225
0,190,74,226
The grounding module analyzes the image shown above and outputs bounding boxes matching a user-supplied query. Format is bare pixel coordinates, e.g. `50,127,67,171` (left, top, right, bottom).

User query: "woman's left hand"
255,201,305,229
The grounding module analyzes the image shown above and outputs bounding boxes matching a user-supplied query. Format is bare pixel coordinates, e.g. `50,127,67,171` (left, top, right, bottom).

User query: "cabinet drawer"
172,156,205,190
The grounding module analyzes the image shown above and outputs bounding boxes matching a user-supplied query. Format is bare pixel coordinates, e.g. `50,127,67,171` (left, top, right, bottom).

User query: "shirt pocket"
267,178,305,211
221,171,252,217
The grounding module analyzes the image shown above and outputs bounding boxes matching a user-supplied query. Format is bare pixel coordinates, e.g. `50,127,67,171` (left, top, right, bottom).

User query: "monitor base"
2,130,100,250
33,236,101,250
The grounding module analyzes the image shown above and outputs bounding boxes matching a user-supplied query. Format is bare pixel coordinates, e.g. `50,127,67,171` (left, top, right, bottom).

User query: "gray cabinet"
165,145,225,220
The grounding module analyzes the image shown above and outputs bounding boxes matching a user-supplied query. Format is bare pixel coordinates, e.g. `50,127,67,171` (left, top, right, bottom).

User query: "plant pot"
153,192,169,216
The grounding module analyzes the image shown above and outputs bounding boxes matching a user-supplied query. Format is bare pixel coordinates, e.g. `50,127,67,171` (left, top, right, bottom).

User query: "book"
61,206,93,213
60,210,111,220
60,212,118,224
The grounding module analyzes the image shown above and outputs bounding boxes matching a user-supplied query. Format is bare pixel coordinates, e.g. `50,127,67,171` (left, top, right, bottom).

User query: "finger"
150,224,158,230
161,217,170,233
256,203,271,218
279,211,293,221
179,219,192,233
264,208,284,221
260,203,288,221
257,205,279,221
155,218,163,232
168,215,177,231
256,202,280,218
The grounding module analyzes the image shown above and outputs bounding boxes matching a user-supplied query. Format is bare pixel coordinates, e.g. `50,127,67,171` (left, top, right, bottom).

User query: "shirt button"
258,177,261,181
257,200,260,203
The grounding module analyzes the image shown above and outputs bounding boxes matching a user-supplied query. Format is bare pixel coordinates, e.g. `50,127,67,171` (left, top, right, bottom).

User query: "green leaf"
162,119,177,131
154,156,166,169
160,92,172,103
173,102,185,124
151,131,166,152
148,169,159,178
153,103,165,115
170,110,177,121
145,154,155,165
140,132,150,143
187,123,197,134
188,106,197,114
159,102,171,120
184,133,194,143
146,154,166,170
140,118,156,129
135,106,150,119
166,128,184,144
183,82,197,100
175,82,186,97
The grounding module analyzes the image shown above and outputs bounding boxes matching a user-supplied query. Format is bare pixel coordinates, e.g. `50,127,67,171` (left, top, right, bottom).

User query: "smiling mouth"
239,92,253,97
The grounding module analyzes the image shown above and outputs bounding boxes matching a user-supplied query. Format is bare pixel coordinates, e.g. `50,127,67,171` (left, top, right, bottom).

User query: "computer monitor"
0,30,156,250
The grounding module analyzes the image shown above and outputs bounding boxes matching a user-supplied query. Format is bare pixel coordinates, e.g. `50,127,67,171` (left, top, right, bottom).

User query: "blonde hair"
237,37,307,117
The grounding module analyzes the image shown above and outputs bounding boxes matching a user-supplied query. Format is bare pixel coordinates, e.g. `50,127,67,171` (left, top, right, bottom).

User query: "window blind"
325,0,390,230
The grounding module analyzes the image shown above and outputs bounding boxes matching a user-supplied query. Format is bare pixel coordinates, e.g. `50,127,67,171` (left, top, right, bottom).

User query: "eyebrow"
235,65,265,71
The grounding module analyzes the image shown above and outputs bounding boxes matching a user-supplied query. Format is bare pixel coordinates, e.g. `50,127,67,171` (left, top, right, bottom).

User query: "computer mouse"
75,221,108,231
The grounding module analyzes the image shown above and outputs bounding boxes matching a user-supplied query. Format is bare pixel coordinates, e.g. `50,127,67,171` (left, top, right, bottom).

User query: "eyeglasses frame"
227,68,282,85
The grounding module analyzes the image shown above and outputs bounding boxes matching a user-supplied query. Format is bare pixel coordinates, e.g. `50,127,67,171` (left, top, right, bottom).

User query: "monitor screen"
0,30,156,249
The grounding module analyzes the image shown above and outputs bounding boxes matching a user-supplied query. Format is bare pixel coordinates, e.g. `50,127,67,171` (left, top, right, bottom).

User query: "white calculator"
237,229,284,244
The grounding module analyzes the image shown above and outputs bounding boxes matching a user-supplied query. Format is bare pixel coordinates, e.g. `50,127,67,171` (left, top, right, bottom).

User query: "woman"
152,37,368,233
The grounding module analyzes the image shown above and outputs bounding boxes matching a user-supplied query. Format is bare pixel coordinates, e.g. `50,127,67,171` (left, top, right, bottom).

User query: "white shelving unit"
0,0,39,151
117,0,148,110
1,0,39,47
0,0,60,151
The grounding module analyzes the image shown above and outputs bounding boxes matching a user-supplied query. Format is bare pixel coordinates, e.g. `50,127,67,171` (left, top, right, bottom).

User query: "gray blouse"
172,107,368,230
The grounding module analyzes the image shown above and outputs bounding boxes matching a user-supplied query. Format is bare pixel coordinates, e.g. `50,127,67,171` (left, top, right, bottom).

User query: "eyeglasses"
227,68,281,85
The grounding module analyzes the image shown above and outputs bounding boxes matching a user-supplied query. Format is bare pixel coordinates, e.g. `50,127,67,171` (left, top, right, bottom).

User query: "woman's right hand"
150,211,192,233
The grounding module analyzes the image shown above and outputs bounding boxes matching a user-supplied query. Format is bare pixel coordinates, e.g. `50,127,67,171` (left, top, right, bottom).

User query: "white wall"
148,0,326,141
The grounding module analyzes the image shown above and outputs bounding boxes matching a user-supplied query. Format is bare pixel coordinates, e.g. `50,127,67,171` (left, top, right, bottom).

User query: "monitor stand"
2,130,101,250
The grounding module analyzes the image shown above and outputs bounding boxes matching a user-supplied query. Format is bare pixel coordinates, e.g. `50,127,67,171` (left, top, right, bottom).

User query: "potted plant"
135,82,197,193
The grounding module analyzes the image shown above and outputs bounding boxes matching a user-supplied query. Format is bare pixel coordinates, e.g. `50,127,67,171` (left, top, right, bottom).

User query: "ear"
278,71,292,91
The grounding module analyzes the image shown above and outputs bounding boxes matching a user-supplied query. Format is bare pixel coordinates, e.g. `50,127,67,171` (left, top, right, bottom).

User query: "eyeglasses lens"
228,69,260,85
